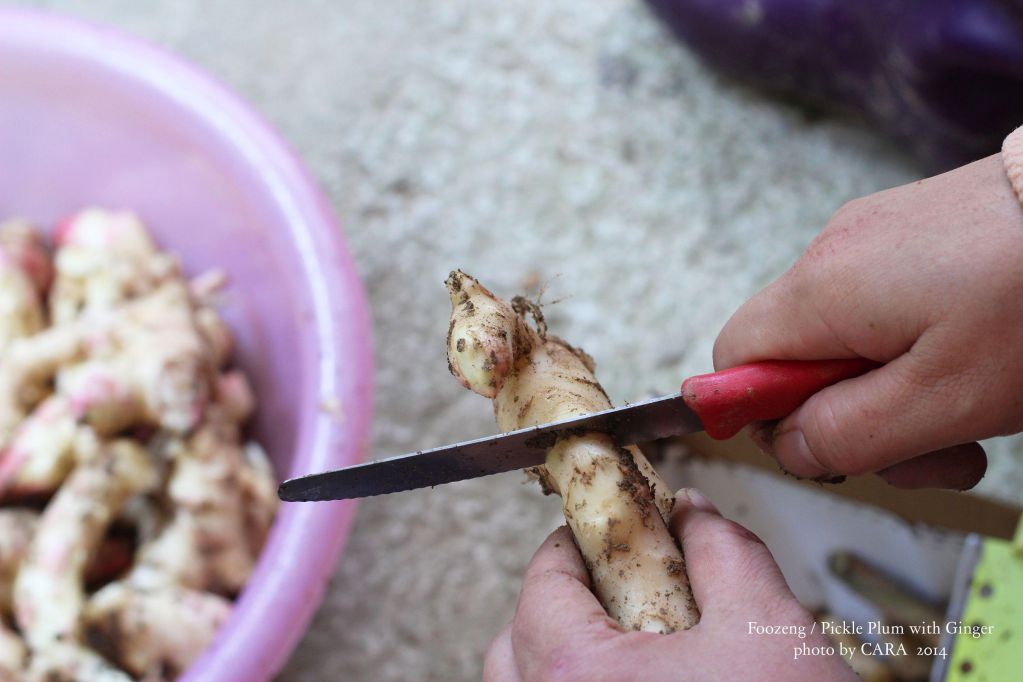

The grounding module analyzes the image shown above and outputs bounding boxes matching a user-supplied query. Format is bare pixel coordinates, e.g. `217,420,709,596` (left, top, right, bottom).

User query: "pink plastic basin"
0,8,373,681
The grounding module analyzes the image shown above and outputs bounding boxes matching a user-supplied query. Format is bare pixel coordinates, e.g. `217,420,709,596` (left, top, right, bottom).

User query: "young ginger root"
445,271,699,633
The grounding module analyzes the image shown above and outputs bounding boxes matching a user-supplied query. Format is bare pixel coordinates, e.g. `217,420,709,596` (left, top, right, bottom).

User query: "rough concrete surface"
7,1,1023,680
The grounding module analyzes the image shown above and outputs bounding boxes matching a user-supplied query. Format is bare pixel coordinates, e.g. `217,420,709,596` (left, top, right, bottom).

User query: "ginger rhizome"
0,210,278,681
445,271,698,633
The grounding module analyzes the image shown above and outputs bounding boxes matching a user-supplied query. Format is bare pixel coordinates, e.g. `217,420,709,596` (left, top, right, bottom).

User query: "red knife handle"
681,359,879,440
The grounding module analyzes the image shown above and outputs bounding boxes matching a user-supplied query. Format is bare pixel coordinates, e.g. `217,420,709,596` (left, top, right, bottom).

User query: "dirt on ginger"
444,270,699,633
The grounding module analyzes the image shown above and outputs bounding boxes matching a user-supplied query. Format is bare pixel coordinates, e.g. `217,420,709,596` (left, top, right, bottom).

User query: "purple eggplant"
645,0,1023,170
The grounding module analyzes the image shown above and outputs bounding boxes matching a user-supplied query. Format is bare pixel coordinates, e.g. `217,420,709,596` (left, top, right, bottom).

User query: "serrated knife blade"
278,393,697,502
277,358,878,503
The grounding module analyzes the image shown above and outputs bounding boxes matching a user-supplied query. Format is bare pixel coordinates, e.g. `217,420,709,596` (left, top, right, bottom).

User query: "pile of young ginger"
0,209,276,681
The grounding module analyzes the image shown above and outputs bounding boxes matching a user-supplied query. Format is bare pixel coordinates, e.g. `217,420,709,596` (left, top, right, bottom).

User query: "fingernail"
678,487,718,513
749,419,780,454
772,428,828,478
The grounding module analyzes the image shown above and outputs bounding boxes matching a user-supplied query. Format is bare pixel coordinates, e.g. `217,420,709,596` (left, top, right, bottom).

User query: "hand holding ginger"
484,491,856,681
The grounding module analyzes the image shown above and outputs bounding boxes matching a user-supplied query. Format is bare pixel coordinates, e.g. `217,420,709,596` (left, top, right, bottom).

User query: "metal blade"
278,392,701,502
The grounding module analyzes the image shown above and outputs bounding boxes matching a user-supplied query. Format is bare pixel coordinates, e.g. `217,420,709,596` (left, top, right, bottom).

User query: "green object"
945,536,1022,681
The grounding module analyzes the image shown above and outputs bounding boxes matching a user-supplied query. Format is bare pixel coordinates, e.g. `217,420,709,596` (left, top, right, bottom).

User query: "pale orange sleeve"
1002,127,1023,205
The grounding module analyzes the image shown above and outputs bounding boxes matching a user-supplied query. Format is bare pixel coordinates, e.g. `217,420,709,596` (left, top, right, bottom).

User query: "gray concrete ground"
8,1,1022,680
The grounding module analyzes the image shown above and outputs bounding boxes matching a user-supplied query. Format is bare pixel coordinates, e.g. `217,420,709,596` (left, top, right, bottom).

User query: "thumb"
763,345,988,484
669,489,795,616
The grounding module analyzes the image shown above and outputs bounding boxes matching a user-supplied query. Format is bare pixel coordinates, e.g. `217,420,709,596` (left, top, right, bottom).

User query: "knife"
278,358,877,502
